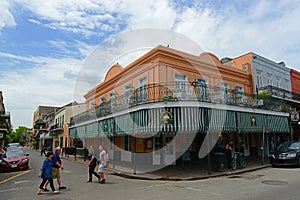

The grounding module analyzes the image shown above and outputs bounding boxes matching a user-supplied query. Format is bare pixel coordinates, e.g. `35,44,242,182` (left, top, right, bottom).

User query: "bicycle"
232,151,246,170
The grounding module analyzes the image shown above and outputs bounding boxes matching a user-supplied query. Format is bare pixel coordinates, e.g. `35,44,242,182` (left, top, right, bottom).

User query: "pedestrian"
44,147,66,190
37,151,59,195
98,145,107,184
0,147,5,162
41,144,46,156
86,146,100,183
73,145,77,161
83,145,88,162
225,140,234,169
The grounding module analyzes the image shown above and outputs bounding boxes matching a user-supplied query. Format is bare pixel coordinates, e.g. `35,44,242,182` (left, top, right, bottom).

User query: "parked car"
0,149,29,172
269,141,300,167
7,143,21,149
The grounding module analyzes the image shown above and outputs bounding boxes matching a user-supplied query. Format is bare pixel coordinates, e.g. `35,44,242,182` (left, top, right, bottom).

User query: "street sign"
0,133,3,138
290,111,299,122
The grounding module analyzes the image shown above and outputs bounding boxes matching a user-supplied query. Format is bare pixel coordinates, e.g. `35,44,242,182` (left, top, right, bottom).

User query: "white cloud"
173,0,300,70
0,53,83,128
0,0,16,32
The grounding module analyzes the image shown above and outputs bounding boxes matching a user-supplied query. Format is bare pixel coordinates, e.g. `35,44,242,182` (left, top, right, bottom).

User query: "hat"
55,147,61,150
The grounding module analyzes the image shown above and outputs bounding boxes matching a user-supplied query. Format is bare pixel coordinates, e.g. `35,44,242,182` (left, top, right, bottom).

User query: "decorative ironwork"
70,82,284,125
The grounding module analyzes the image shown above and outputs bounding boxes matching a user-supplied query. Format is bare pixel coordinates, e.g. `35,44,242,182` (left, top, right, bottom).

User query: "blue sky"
0,0,300,129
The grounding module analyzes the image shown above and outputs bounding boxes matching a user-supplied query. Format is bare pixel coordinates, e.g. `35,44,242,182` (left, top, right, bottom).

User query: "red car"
0,149,29,172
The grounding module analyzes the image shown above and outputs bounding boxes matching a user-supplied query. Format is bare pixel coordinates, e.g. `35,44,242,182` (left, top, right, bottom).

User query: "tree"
12,126,28,144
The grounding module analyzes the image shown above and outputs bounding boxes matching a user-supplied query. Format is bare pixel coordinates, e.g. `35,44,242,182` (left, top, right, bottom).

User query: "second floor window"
175,74,187,89
256,70,263,88
100,97,105,107
276,76,281,88
283,79,289,90
267,73,272,86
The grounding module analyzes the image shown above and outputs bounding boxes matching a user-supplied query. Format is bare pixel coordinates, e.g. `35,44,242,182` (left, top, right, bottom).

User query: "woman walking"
98,145,107,184
37,152,59,195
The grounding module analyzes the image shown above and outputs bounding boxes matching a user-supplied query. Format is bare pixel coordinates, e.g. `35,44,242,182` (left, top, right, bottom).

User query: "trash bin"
213,152,227,172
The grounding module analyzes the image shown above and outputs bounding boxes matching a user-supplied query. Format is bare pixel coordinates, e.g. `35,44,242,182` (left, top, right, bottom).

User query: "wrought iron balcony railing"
258,85,300,102
70,82,271,126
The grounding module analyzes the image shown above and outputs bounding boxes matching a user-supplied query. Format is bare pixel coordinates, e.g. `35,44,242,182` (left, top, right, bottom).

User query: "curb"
61,155,271,181
106,165,271,181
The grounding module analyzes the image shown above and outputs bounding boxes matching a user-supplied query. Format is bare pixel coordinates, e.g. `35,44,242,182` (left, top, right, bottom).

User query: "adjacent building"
36,102,85,152
33,105,60,149
0,91,11,147
69,46,290,173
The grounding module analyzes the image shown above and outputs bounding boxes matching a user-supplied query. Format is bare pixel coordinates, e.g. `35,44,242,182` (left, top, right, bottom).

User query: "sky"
0,0,300,130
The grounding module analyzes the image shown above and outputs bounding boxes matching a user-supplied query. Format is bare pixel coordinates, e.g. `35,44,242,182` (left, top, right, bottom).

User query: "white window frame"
256,70,263,88
220,83,230,101
276,76,281,88
138,77,147,103
267,73,273,86
124,84,133,107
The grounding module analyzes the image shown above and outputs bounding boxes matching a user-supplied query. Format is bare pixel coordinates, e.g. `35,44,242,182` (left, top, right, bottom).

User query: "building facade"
289,69,300,139
70,46,290,173
38,102,85,152
33,106,60,149
0,91,11,147
226,52,292,93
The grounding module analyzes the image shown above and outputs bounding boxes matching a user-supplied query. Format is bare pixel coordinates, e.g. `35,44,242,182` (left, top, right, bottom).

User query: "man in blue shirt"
37,152,59,194
44,147,66,190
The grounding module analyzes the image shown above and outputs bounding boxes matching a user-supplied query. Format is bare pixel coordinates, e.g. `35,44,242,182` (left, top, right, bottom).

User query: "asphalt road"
1,147,300,200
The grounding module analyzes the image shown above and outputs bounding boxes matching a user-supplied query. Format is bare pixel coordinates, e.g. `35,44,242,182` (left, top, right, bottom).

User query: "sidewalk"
61,154,271,181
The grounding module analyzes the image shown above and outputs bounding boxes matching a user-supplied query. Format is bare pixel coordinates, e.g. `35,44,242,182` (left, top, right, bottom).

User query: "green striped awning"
76,125,86,138
114,113,134,135
69,128,78,139
267,115,290,133
99,118,113,136
207,109,236,133
86,122,99,138
135,110,149,134
237,112,267,133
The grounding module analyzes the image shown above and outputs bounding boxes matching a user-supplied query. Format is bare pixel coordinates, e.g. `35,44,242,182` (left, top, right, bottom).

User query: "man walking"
44,147,66,190
87,146,100,183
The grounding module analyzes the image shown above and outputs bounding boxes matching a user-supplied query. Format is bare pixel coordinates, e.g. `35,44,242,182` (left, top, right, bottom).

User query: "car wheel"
297,157,300,167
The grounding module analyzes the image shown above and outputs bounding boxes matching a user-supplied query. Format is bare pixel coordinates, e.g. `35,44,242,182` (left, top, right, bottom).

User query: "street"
1,147,300,200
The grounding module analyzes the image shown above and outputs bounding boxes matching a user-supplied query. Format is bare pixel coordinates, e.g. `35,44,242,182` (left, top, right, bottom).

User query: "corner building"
69,46,290,173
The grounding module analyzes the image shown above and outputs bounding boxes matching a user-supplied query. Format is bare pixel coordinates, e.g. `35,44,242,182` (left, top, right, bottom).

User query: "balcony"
70,82,271,125
0,111,11,124
258,85,300,104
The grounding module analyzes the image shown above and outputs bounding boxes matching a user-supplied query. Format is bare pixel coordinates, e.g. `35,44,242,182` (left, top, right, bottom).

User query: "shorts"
98,164,104,173
52,168,60,179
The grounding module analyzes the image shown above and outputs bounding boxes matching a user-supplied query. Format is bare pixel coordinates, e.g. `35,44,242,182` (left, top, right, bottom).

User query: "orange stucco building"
69,45,289,173
85,46,254,110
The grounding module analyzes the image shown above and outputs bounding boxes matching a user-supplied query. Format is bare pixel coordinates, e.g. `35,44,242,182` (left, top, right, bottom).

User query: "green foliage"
258,92,271,99
12,126,28,144
281,103,289,112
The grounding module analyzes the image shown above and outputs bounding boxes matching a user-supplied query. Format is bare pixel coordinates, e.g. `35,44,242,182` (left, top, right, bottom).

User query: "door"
138,77,147,103
235,86,245,104
220,83,230,103
198,79,208,101
164,136,176,165
153,137,161,165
